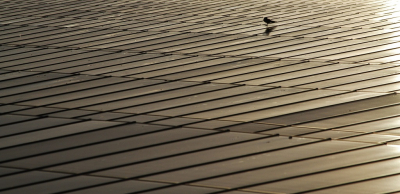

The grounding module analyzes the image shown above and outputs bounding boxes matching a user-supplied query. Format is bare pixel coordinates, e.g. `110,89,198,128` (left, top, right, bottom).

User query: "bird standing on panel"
263,17,276,26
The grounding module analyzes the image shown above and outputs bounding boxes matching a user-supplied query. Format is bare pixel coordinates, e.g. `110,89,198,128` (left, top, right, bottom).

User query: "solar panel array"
1,0,400,193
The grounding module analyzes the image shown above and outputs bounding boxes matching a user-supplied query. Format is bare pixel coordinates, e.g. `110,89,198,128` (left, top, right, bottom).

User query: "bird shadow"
263,26,277,36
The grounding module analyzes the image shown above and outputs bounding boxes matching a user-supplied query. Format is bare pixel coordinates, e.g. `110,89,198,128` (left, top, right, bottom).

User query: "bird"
263,17,276,26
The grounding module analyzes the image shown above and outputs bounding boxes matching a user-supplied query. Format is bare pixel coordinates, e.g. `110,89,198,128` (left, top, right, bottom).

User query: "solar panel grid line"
0,4,45,11
1,6,44,16
183,24,243,33
0,174,120,194
0,69,11,74
295,102,400,130
292,39,400,61
125,12,173,20
0,25,42,38
150,22,221,33
306,175,400,193
128,34,233,52
0,72,71,90
35,30,138,48
301,19,355,28
112,86,282,115
220,26,267,35
360,29,400,41
333,119,400,137
182,60,306,83
0,119,129,150
78,54,191,76
0,27,73,43
372,22,400,29
265,64,400,88
202,145,400,194
0,74,103,98
8,1,78,9
216,92,384,122
132,140,370,193
0,104,32,115
334,12,389,21
0,116,87,139
93,54,207,76
193,9,242,17
338,130,400,142
256,94,400,127
359,82,400,92
293,107,400,138
81,85,271,114
0,15,38,25
25,8,79,17
153,35,245,53
0,76,137,104
143,59,277,81
286,171,400,193
57,82,235,112
211,61,340,85
76,5,114,13
0,46,34,56
68,31,166,49
348,51,400,64
186,36,298,56
8,78,166,106
44,18,112,28
182,15,227,24
40,132,269,177
204,17,253,26
333,29,392,40
292,70,400,89
0,70,42,82
75,20,146,30
236,39,347,58
8,106,89,118
21,8,77,17
0,128,222,171
0,171,72,192
1,49,105,70
75,11,115,20
147,12,200,23
45,10,90,18
342,20,390,29
139,88,313,118
47,53,170,74
99,32,204,51
0,123,175,164
325,45,400,62
270,11,332,21
128,21,193,32
16,51,137,72
264,40,371,59
94,6,141,13
0,115,40,127
92,13,129,21
129,57,243,78
3,17,75,27
94,137,324,181
3,28,106,46
0,119,216,152
38,78,211,106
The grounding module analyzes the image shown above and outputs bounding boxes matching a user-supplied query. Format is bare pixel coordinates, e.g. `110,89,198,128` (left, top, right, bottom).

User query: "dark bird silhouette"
263,17,276,26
